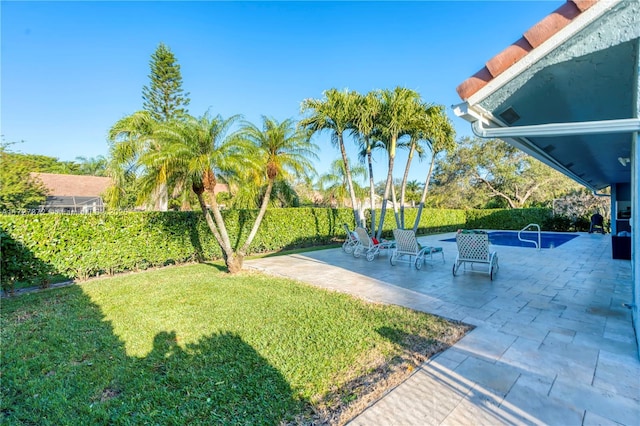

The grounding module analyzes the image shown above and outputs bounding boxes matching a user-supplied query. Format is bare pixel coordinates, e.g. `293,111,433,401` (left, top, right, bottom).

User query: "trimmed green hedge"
464,208,552,231
0,207,550,290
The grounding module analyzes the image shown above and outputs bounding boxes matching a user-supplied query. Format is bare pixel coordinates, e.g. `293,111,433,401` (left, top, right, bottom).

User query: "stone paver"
245,231,639,425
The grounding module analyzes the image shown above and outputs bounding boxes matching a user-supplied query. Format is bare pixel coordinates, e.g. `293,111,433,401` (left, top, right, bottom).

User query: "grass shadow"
1,285,302,424
0,227,70,294
199,261,228,272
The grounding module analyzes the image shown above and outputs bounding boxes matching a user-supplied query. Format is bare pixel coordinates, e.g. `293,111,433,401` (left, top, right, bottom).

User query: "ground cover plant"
1,264,470,425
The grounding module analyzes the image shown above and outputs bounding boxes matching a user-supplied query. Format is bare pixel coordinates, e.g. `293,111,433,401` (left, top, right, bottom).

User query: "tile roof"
31,173,112,197
456,0,599,101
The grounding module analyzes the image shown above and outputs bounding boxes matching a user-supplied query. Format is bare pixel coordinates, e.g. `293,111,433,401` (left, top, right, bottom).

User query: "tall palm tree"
351,91,383,234
300,88,363,227
375,87,422,237
236,116,318,256
412,106,456,232
398,103,438,228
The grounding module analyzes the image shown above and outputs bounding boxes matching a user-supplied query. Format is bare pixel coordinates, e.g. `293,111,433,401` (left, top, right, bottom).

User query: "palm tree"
300,88,363,227
375,87,422,237
351,91,383,234
106,111,157,209
116,112,252,273
235,116,317,256
405,180,423,203
75,155,108,176
317,159,367,208
412,106,456,232
398,103,439,228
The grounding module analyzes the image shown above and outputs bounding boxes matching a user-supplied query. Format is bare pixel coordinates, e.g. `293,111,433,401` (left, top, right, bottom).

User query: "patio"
246,231,639,425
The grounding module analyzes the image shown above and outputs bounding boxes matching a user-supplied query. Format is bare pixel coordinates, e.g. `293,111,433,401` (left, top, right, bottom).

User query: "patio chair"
589,213,605,234
342,223,359,254
452,230,499,280
390,229,444,270
353,227,395,261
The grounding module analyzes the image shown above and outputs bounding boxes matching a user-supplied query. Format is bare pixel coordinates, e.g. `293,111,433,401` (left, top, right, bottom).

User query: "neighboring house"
31,173,112,213
453,0,639,355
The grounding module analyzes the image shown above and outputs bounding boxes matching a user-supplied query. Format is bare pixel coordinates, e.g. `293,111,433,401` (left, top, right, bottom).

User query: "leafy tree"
0,143,47,210
140,43,191,210
430,136,579,209
0,147,80,175
142,43,191,122
300,89,364,227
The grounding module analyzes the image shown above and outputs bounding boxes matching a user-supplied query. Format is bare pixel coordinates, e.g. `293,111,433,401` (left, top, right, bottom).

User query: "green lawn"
1,263,470,425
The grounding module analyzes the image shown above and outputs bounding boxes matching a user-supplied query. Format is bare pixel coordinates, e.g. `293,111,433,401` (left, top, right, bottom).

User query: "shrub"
464,208,552,230
0,207,557,287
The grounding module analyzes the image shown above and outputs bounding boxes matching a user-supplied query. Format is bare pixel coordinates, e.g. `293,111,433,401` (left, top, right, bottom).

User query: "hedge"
0,207,550,291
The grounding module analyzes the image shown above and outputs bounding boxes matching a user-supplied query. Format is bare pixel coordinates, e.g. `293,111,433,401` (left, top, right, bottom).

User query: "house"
31,172,112,213
453,0,639,355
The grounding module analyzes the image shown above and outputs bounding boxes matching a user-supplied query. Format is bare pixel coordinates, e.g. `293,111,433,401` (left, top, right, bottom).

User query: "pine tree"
142,43,190,122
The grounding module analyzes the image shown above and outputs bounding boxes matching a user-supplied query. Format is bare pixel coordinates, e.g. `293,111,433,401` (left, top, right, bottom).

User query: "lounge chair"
342,223,359,254
353,227,394,261
452,230,499,280
390,229,444,270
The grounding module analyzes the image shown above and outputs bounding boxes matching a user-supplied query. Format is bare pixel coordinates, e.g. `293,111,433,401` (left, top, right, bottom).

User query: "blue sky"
2,1,561,183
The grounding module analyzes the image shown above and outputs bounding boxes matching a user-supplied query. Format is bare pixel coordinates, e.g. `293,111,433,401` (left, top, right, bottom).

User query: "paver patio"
245,231,639,425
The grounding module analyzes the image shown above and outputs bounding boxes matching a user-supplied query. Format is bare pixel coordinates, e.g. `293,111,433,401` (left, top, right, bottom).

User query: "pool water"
441,231,579,249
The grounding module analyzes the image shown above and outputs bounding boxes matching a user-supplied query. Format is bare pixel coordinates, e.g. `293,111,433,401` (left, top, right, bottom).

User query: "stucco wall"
480,1,640,113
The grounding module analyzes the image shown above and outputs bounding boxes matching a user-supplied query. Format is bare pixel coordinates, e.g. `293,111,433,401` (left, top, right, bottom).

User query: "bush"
464,208,552,230
541,215,573,232
0,207,557,287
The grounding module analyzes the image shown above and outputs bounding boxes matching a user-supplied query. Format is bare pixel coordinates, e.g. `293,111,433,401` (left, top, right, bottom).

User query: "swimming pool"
440,231,579,249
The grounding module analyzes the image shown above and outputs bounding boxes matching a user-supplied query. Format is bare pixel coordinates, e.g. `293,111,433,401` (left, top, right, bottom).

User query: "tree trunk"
196,179,239,273
337,134,362,228
195,192,226,258
399,142,416,229
391,184,400,228
413,153,436,233
152,182,169,211
366,144,376,236
240,179,274,256
376,137,397,239
226,253,243,274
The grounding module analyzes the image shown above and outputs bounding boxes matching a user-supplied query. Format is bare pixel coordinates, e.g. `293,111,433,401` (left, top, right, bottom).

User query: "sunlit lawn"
1,263,469,425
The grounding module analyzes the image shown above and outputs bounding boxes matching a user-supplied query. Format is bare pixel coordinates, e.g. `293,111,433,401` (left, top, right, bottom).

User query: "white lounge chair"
342,223,359,254
452,230,499,280
390,229,444,270
353,227,394,261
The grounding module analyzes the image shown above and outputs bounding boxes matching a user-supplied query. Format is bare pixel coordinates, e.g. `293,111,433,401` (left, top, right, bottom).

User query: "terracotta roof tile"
31,173,112,197
485,37,533,77
456,0,597,101
524,2,581,48
456,67,493,100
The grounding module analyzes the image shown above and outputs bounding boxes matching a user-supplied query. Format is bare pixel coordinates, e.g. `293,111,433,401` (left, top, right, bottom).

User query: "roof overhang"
454,0,640,191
